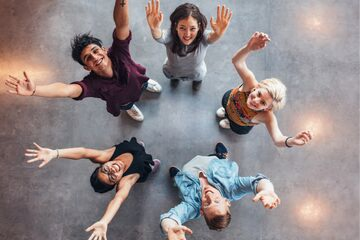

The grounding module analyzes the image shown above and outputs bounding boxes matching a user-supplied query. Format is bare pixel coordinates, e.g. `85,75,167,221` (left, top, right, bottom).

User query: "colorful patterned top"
225,86,259,126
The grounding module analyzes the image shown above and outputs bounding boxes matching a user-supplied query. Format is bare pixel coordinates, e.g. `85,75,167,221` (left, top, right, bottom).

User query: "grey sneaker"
137,140,145,147
126,104,144,122
146,79,162,93
151,159,161,173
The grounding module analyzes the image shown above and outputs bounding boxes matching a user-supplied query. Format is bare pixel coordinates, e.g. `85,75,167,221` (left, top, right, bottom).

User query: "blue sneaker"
169,167,180,178
215,142,228,159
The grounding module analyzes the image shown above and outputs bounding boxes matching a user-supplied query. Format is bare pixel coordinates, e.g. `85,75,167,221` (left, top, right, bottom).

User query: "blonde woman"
217,32,312,148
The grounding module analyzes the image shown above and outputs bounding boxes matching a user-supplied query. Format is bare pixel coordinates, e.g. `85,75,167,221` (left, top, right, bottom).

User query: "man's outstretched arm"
5,71,82,98
114,0,130,40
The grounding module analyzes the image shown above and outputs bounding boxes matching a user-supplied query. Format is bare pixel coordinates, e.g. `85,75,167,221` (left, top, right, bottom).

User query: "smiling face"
97,160,125,185
200,184,230,217
176,16,200,45
246,87,274,111
80,44,111,75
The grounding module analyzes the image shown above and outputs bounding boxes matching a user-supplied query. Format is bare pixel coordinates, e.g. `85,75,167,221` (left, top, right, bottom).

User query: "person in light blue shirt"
160,143,280,240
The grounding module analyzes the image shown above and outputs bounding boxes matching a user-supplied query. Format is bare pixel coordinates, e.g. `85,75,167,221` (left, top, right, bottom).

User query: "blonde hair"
258,78,287,111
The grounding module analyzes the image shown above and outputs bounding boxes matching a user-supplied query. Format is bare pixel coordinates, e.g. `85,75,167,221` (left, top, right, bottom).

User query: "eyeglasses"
100,165,117,184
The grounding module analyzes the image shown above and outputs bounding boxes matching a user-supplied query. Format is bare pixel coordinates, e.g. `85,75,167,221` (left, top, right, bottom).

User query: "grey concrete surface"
0,0,358,239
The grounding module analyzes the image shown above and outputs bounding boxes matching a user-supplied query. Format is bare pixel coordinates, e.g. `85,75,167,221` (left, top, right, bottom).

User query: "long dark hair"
170,3,207,56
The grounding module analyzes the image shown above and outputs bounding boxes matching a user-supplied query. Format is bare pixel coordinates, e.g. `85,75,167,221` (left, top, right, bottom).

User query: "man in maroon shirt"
5,0,161,121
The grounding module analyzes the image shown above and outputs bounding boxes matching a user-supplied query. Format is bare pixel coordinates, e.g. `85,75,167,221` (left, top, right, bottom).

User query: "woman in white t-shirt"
146,0,232,90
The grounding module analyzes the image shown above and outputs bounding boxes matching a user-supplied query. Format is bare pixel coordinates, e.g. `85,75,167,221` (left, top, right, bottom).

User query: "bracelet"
31,86,36,96
285,137,292,148
56,149,60,159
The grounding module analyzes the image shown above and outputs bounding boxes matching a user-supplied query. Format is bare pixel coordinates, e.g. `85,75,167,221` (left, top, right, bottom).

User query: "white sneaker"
219,119,230,129
216,107,226,118
146,79,162,93
126,104,144,122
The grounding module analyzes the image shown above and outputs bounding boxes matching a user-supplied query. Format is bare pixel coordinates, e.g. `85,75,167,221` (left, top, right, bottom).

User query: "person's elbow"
65,84,82,98
273,137,285,147
232,57,244,70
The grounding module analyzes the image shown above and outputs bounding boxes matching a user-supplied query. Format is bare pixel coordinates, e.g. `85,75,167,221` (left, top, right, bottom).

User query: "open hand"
145,0,163,31
253,190,281,209
247,32,271,51
86,221,108,240
5,71,36,96
168,225,193,240
289,131,313,146
25,143,57,168
210,5,233,37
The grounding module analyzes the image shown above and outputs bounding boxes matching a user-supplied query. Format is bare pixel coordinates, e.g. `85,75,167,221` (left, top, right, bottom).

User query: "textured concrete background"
0,0,358,239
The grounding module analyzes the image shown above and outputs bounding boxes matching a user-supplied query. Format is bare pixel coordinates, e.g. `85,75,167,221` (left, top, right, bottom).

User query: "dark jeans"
118,82,149,110
222,89,254,135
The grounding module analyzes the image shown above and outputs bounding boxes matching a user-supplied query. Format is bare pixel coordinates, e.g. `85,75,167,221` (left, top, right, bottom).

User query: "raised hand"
247,32,271,51
86,221,108,240
253,189,281,209
210,5,233,37
168,225,193,240
25,143,57,168
289,131,313,146
5,71,36,96
145,0,163,31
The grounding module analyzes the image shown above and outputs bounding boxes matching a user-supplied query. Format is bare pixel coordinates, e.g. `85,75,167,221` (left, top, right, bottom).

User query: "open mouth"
112,162,122,172
95,57,103,66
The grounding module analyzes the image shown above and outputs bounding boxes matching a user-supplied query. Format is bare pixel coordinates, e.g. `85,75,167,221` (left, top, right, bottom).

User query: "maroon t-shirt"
72,30,149,116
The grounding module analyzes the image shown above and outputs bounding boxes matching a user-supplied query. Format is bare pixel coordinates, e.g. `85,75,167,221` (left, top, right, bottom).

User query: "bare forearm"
207,31,222,44
57,147,91,160
100,196,125,224
264,114,289,148
114,0,129,29
256,179,274,193
232,45,251,68
161,218,179,234
34,83,81,98
151,28,162,39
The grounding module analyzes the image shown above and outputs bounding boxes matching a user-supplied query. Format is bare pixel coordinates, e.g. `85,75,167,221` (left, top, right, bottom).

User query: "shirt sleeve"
204,29,213,45
153,29,172,45
110,29,132,58
160,201,198,227
71,77,100,100
231,174,269,200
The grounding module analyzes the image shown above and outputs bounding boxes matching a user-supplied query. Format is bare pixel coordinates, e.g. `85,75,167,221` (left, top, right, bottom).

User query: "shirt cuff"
70,82,85,100
252,173,269,195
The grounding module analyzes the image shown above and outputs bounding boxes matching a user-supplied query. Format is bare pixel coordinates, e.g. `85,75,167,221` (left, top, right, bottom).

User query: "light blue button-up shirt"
160,155,268,225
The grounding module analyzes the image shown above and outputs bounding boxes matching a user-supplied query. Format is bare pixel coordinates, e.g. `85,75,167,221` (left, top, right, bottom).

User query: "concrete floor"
0,0,358,239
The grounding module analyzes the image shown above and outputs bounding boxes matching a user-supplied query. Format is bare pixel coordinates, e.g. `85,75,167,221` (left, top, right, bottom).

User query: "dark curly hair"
71,32,103,65
170,3,207,56
90,166,116,193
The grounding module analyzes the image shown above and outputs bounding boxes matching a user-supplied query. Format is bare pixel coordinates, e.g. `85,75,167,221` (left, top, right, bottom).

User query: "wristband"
56,149,60,159
285,137,292,148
